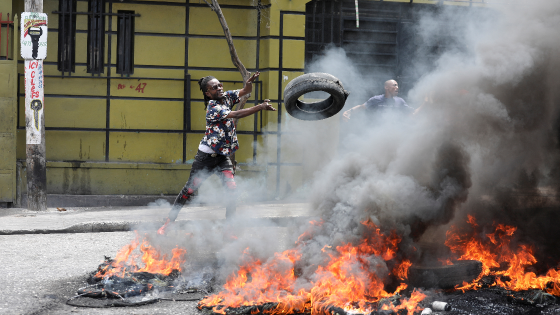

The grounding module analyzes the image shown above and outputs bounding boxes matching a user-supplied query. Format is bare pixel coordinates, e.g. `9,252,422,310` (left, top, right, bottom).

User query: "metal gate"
305,0,479,96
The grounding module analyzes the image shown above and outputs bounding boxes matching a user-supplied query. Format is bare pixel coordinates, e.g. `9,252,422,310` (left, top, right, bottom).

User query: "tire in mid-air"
283,72,349,121
407,260,483,289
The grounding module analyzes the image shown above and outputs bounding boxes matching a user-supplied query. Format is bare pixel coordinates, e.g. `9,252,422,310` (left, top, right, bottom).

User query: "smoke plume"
302,0,560,271
142,0,560,289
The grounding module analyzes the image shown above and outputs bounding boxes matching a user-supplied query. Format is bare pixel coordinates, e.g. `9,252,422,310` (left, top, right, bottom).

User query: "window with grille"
87,0,105,74
57,0,76,73
116,10,135,75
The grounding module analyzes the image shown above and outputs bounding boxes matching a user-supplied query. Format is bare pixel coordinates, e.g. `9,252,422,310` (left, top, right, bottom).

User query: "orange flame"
438,258,454,266
297,220,324,244
95,232,187,279
445,215,560,294
379,289,427,315
394,260,412,280
199,220,423,315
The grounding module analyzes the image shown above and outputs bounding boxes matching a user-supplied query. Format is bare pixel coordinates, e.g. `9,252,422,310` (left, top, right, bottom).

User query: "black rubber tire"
283,72,349,121
407,260,483,289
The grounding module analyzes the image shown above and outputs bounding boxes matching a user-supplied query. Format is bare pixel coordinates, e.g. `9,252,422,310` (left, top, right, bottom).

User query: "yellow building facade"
0,0,485,206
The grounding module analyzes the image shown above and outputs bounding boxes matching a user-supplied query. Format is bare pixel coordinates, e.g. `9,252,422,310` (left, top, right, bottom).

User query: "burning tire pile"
407,260,483,290
71,216,560,314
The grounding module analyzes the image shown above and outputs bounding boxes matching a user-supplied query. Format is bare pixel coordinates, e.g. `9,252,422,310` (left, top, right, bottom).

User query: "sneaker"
157,218,172,235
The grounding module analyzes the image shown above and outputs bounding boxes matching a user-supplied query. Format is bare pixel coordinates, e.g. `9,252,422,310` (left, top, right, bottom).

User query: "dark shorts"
191,150,234,174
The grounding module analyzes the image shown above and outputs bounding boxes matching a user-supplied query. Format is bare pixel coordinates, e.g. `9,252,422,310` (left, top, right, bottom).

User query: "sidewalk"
0,202,315,235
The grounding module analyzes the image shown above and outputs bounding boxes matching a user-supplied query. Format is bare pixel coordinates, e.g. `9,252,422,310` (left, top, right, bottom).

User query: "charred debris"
67,256,560,314
66,256,213,308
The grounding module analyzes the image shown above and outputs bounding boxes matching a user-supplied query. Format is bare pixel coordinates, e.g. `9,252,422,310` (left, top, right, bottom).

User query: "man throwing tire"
157,72,276,235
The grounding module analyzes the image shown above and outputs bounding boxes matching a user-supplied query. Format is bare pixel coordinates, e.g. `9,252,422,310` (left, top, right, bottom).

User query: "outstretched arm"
342,103,366,121
239,71,260,98
226,99,276,119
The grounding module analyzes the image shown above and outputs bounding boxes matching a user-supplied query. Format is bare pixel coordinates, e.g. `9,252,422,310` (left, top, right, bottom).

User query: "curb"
0,216,313,235
17,194,176,208
0,221,143,235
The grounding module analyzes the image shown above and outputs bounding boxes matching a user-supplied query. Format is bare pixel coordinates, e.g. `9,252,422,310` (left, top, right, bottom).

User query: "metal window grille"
87,0,105,74
57,0,76,73
0,13,14,60
116,10,135,75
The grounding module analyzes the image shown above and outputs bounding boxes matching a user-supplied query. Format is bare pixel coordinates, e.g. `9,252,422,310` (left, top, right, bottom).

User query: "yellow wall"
7,0,482,201
7,0,309,200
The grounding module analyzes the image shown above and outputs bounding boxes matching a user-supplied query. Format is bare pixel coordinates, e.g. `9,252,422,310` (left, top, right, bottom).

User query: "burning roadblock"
64,69,560,313
67,214,560,315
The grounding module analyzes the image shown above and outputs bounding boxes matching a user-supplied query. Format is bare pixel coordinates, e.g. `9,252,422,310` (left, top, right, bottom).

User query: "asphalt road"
4,226,560,315
0,225,294,315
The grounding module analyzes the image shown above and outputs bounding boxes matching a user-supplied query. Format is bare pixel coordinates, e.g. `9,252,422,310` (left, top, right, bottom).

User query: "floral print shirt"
201,90,240,156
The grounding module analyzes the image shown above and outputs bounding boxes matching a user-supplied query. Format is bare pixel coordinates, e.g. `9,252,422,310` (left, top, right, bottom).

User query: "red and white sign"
25,60,44,144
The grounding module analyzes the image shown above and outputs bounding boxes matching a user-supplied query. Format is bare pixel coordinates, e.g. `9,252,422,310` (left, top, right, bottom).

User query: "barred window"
57,0,76,73
116,10,135,75
87,0,105,74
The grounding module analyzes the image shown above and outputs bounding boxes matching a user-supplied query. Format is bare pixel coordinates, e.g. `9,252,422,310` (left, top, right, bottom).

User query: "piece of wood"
208,0,251,124
206,0,259,169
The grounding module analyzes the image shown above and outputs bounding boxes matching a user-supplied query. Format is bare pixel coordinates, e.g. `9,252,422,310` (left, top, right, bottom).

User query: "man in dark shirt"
157,72,276,235
342,79,413,120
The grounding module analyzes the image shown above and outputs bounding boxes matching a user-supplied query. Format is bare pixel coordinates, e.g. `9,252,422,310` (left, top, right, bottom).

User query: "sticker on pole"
21,12,48,60
25,59,44,144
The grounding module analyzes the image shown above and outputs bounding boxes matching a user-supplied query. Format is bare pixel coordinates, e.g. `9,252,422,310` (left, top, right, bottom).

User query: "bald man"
342,80,412,121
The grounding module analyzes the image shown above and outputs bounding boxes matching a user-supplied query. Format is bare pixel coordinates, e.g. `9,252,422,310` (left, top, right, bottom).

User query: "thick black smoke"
144,0,560,289
303,0,560,271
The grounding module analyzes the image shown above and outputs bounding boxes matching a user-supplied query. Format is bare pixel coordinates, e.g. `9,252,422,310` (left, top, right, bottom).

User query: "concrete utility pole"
22,0,47,210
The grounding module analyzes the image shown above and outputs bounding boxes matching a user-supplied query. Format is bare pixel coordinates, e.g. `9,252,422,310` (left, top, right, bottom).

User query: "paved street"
0,202,313,315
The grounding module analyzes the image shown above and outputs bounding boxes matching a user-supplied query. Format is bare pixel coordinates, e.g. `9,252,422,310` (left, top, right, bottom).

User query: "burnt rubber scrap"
283,72,349,121
407,260,483,289
67,256,212,308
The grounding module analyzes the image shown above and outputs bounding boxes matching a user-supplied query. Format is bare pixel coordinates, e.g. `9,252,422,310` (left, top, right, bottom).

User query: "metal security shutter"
305,0,342,62
340,1,401,79
304,0,477,96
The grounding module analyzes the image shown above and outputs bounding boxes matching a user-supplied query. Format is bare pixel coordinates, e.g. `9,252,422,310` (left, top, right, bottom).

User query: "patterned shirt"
200,90,240,156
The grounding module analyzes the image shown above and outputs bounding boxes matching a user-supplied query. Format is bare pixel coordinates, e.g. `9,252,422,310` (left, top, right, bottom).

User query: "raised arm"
239,71,260,98
226,99,276,119
342,103,367,121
